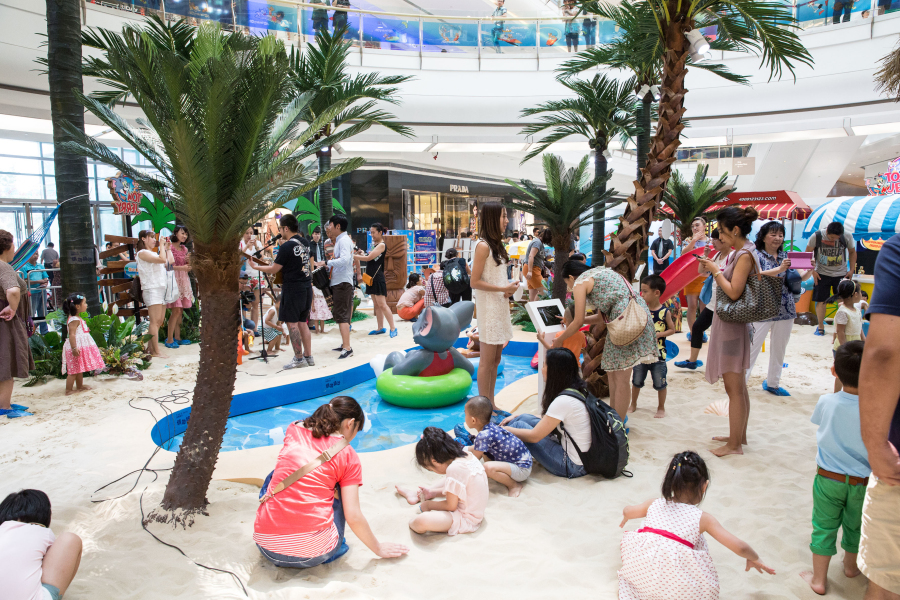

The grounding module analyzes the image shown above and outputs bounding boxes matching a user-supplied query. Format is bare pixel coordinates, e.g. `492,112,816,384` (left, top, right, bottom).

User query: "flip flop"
0,409,32,418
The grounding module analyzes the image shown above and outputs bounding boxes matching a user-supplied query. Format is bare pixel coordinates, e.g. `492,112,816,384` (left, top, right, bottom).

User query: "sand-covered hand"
376,542,409,558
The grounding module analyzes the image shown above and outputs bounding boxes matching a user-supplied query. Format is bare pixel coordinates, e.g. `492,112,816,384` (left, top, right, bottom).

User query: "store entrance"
402,190,441,231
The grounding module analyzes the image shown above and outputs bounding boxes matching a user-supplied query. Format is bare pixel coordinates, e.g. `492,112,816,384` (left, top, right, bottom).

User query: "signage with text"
449,184,469,193
866,157,900,195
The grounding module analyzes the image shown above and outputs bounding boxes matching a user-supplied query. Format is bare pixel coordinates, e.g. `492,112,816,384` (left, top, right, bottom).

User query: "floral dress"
166,244,193,309
61,316,106,375
619,499,719,599
472,240,514,346
310,286,332,321
576,267,657,371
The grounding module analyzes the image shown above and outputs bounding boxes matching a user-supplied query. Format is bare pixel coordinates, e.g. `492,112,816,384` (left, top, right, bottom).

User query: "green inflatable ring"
376,367,472,408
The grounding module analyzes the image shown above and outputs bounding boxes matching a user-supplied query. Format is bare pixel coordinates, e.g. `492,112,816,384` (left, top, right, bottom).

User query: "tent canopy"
803,195,900,238
659,190,811,220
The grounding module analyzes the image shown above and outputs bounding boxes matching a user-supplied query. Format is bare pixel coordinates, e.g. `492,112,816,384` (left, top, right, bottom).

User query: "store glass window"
0,139,40,157
0,174,44,199
0,157,43,174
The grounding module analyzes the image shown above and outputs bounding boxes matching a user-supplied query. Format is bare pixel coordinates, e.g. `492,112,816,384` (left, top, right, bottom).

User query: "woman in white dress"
136,230,172,358
470,202,518,410
240,227,264,327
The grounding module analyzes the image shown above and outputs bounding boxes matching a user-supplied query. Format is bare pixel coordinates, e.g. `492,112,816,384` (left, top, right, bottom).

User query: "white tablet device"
525,299,566,335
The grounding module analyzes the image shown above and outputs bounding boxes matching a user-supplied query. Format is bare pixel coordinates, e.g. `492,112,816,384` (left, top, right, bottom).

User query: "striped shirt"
253,524,339,557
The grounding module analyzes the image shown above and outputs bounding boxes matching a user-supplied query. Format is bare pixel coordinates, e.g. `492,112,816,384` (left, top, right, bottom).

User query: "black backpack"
443,257,470,295
558,387,630,479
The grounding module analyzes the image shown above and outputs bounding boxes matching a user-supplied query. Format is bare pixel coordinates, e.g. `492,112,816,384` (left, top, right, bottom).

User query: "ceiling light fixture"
650,84,661,100
685,28,710,62
636,84,651,98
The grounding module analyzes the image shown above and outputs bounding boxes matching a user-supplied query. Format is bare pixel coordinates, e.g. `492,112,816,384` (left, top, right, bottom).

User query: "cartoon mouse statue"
383,301,475,377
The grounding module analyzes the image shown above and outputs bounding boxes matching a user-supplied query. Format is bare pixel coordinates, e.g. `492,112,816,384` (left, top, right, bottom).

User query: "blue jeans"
508,414,587,478
257,473,349,568
31,292,47,334
632,361,667,390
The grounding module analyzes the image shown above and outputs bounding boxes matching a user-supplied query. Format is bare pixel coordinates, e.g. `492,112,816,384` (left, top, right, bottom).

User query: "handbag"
714,250,783,324
163,262,179,305
361,264,381,287
259,436,349,503
603,274,649,347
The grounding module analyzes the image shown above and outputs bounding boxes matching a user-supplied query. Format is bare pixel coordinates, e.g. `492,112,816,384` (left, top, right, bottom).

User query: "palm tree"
44,0,102,315
519,74,638,266
875,42,900,100
662,164,736,237
63,21,363,518
290,27,414,225
505,154,615,300
573,0,812,279
559,0,747,181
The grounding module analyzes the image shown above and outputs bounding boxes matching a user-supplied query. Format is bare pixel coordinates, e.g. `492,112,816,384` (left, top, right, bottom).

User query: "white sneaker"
283,356,307,370
304,355,315,366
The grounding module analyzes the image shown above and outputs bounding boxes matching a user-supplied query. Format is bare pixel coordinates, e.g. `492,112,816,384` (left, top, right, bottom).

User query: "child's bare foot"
628,402,637,414
843,555,861,578
800,571,826,595
418,486,439,500
65,389,75,396
654,409,666,419
395,485,420,505
710,444,743,457
507,482,524,498
712,436,747,444
77,385,93,392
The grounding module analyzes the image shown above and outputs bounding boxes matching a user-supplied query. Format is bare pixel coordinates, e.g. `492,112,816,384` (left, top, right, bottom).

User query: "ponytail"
716,206,758,236
406,272,421,289
136,230,155,252
302,396,365,438
415,426,465,468
661,450,709,504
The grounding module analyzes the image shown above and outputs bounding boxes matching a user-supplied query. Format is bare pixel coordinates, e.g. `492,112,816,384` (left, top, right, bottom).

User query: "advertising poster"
166,0,233,24
414,229,438,266
241,1,297,32
539,23,564,47
422,21,479,48
481,22,536,48
391,229,416,273
361,16,419,48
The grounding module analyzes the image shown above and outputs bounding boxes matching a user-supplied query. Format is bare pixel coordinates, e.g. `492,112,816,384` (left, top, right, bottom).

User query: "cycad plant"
63,21,363,518
875,41,900,100
572,0,812,278
519,74,638,265
290,27,414,225
662,164,736,237
505,154,615,299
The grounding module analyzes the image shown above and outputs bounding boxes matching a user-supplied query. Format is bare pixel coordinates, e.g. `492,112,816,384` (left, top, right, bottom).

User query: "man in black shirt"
650,228,675,274
255,214,314,370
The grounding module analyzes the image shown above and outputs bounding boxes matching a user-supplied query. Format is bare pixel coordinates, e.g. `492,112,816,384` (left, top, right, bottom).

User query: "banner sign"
414,229,438,265
106,173,143,216
244,1,297,32
866,157,900,195
861,239,886,251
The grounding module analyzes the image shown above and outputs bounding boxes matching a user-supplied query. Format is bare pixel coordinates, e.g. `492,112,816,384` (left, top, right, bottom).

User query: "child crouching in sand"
396,426,489,536
801,341,869,595
618,451,774,599
461,396,532,497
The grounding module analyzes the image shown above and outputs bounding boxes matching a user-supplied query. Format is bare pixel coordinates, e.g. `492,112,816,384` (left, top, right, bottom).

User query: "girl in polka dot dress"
618,451,775,599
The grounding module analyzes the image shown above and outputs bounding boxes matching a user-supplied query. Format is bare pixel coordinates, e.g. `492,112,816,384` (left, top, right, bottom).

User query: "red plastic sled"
659,248,706,303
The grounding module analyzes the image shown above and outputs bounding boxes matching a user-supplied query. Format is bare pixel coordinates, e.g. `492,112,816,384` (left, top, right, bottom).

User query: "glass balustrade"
84,0,900,66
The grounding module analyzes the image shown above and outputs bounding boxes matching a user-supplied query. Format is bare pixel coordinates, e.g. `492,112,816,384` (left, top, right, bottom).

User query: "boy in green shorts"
801,340,870,595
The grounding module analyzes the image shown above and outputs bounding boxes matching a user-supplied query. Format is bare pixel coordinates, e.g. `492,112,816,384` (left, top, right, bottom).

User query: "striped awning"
658,190,810,221
803,196,900,236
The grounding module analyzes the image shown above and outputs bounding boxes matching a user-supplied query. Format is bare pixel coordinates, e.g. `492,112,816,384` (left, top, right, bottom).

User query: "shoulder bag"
603,273,649,347
714,250,783,324
259,437,349,503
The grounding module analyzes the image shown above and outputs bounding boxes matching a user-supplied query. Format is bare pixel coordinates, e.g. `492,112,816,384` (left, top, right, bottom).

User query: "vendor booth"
803,195,900,300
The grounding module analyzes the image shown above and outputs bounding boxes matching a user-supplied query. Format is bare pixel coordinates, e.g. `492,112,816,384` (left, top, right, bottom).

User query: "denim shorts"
41,584,61,600
632,361,667,390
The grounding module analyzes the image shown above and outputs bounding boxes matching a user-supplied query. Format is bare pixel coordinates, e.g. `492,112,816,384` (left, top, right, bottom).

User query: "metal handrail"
287,1,595,21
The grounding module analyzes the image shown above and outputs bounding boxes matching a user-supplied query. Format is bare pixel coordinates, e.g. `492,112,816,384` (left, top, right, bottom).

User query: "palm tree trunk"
551,235,568,301
156,245,241,516
46,0,101,315
591,151,608,267
317,150,332,226
636,94,652,180
608,12,688,279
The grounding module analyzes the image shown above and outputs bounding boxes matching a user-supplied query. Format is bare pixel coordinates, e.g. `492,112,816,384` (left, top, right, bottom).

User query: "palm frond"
875,42,900,101
662,164,736,235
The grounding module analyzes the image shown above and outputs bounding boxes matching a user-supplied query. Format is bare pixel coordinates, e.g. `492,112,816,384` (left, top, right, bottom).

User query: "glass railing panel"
166,0,234,27
879,0,900,15
539,19,572,55
797,0,872,29
596,17,623,44
481,19,537,54
421,19,479,55
359,13,420,51
234,1,298,39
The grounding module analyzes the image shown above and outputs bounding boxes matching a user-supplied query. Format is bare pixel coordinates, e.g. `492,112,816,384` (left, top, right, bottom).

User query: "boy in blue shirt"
462,396,532,497
802,340,870,595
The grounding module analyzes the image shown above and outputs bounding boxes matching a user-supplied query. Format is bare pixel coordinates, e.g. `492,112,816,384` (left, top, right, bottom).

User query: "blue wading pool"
154,341,538,454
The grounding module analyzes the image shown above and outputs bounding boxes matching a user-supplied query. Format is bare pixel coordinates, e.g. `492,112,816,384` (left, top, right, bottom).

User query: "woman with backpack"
503,348,592,478
441,248,471,304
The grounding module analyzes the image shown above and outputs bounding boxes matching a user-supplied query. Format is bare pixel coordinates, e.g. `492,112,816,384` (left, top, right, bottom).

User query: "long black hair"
837,279,860,301
415,426,466,468
661,451,710,504
754,221,786,252
561,259,592,280
541,348,588,414
478,202,509,266
0,489,51,527
302,396,365,438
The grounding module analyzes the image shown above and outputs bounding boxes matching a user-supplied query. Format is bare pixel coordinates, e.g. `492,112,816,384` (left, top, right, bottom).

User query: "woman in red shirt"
254,397,409,567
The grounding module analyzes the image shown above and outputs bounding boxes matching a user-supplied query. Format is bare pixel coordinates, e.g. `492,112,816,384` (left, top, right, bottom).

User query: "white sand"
0,317,869,599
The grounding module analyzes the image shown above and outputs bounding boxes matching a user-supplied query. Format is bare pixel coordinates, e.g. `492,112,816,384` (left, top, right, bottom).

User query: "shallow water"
164,355,536,453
